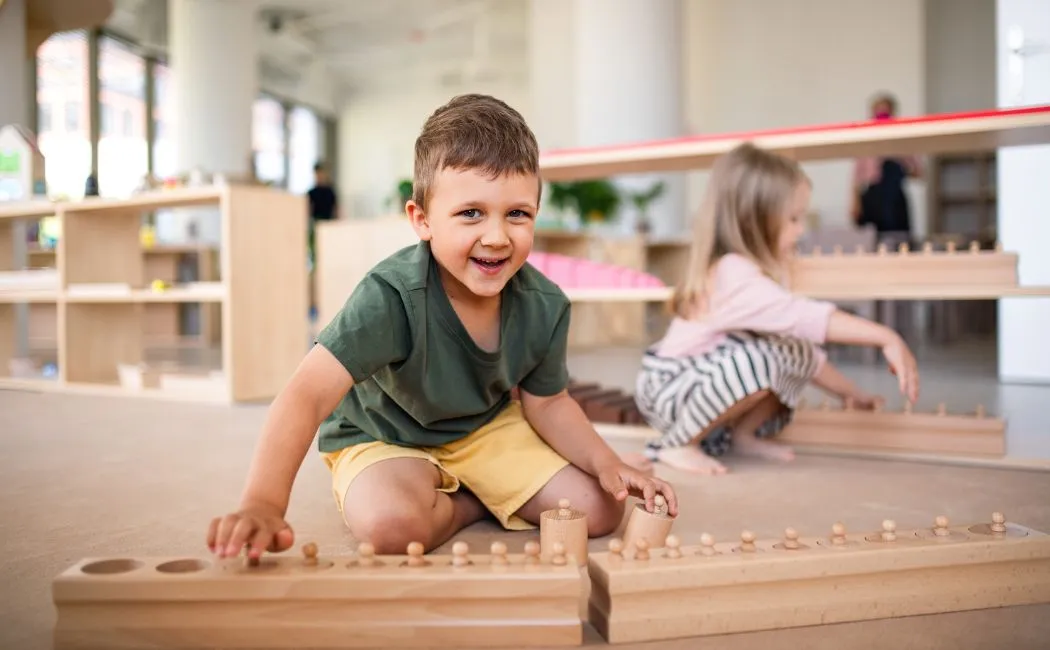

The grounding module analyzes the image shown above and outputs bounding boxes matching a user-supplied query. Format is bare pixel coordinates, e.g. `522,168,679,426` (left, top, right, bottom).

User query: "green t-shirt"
315,241,571,453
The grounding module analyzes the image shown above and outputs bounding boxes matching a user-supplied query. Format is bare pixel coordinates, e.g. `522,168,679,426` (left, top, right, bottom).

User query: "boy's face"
406,166,539,302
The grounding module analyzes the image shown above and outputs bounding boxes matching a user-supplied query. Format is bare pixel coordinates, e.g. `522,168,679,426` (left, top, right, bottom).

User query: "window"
287,106,321,195
36,31,91,200
97,35,147,198
252,96,286,186
152,61,176,180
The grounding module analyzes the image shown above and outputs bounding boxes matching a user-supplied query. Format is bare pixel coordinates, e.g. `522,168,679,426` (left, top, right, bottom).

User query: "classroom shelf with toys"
535,104,1050,305
0,184,308,404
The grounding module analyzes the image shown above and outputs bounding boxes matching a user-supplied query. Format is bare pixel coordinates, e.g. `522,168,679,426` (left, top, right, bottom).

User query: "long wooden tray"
540,105,1050,181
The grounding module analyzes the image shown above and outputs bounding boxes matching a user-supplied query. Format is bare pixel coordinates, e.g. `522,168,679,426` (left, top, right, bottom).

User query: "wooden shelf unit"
0,185,308,403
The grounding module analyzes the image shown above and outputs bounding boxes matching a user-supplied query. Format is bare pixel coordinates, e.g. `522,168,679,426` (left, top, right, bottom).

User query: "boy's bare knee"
349,509,435,555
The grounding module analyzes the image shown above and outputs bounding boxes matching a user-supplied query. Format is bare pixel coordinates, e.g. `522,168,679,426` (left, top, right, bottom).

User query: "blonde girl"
634,143,920,475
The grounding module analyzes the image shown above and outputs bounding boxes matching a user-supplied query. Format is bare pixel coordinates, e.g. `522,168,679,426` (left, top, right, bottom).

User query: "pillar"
163,0,258,243
996,0,1050,386
528,0,686,238
0,0,31,357
0,0,29,130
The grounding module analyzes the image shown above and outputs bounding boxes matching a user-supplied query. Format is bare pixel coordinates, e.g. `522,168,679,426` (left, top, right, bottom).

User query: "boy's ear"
405,200,432,241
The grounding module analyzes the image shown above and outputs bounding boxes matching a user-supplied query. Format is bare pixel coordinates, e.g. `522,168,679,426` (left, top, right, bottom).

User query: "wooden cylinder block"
540,498,589,566
620,495,675,551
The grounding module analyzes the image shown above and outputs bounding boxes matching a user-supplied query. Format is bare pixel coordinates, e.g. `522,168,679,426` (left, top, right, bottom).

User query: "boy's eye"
459,209,481,219
509,209,532,219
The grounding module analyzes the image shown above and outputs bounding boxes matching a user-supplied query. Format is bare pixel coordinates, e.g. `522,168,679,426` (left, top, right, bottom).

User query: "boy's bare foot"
655,445,728,475
734,435,795,462
620,451,654,476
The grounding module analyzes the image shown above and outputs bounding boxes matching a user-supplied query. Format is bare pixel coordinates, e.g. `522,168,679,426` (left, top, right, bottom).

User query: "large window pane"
152,62,176,180
287,106,320,195
97,36,148,198
36,31,92,200
252,96,286,186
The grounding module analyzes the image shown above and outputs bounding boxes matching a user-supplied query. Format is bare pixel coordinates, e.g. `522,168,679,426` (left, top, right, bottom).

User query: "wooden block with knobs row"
789,240,1023,299
52,537,583,649
568,378,1006,460
588,512,1050,644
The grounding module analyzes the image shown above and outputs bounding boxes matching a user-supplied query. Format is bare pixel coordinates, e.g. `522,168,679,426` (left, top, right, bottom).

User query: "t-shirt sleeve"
518,301,571,397
314,274,411,382
712,255,836,343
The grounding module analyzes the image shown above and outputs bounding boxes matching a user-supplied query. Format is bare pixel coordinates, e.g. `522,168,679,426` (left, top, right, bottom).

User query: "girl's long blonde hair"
670,142,809,319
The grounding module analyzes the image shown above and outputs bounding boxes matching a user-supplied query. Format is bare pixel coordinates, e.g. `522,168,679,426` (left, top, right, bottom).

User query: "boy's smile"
407,166,539,304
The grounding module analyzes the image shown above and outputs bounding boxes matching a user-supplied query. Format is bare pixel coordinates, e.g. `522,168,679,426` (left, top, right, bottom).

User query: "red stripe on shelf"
540,104,1050,158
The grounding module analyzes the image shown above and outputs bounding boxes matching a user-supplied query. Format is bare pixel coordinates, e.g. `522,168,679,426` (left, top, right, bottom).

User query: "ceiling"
104,0,529,101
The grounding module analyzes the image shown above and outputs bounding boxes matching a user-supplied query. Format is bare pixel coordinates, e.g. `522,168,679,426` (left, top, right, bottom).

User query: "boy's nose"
481,222,510,246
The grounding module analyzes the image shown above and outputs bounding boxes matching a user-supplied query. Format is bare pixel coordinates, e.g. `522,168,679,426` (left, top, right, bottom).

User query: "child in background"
207,94,676,560
635,143,919,475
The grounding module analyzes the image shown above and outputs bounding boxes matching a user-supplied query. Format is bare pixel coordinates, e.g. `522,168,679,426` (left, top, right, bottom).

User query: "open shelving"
0,184,308,403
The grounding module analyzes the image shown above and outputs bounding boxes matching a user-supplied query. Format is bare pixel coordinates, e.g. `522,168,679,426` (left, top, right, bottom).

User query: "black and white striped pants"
634,332,823,457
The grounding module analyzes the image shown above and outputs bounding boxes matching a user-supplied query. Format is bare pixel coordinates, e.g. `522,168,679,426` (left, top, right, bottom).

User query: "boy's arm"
520,388,677,516
210,345,353,558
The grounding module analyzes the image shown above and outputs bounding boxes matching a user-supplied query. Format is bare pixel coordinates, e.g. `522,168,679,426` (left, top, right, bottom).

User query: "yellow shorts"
320,401,569,530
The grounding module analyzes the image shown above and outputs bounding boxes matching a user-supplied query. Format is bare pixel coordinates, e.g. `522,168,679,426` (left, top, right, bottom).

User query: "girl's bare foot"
734,435,795,462
620,451,655,476
656,445,728,475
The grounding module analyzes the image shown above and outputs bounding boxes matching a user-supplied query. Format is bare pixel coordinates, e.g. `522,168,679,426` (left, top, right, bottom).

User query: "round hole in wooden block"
156,559,211,574
967,523,1027,538
81,559,143,575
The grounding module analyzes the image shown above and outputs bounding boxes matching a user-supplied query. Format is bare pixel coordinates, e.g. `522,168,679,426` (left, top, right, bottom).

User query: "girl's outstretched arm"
825,310,919,403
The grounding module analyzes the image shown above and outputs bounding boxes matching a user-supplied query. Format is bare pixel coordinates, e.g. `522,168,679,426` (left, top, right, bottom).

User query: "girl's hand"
882,335,919,404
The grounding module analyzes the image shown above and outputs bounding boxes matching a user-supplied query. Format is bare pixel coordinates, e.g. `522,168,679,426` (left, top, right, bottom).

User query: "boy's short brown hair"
412,94,540,210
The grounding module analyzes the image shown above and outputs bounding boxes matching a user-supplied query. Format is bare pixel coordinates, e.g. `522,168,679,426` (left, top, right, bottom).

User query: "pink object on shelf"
526,251,666,290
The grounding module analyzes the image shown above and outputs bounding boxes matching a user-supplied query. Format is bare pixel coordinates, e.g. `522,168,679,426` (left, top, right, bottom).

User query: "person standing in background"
307,161,339,320
850,92,922,242
850,93,923,341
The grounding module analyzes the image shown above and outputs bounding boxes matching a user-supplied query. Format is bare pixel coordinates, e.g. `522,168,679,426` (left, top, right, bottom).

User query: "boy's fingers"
271,525,295,552
206,517,220,551
249,528,275,559
226,518,258,557
213,514,240,556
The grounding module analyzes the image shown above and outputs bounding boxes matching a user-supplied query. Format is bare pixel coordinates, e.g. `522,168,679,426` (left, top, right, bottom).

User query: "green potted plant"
628,180,665,234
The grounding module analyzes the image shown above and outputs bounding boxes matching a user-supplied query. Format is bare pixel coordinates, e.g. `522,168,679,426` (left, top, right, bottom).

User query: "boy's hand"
207,504,295,559
597,461,678,517
881,335,919,404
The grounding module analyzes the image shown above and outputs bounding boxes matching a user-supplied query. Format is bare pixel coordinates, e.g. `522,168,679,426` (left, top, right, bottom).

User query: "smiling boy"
207,94,677,559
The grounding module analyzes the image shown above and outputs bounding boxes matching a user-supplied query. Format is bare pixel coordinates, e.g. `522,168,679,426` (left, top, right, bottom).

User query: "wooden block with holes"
588,513,1050,644
788,241,1018,298
779,399,1005,457
52,540,584,649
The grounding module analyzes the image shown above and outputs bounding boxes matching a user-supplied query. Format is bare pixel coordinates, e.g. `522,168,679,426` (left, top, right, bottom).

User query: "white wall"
681,0,926,233
997,0,1050,384
925,0,997,114
338,79,530,218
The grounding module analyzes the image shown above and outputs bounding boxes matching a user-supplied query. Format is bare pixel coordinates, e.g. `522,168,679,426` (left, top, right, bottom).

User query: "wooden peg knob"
301,542,318,566
881,519,897,542
975,404,985,418
831,522,847,545
664,535,682,559
406,541,426,567
699,533,716,557
946,240,957,253
490,541,509,565
991,512,1007,535
832,244,843,255
934,515,950,537
969,240,980,253
877,242,888,255
524,540,540,564
452,541,471,567
550,541,567,566
922,241,933,253
898,241,909,253
608,538,624,558
739,530,757,552
783,527,800,550
633,538,650,561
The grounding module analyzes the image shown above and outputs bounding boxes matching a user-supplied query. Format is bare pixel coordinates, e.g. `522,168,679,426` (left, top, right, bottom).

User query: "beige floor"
2,343,1050,649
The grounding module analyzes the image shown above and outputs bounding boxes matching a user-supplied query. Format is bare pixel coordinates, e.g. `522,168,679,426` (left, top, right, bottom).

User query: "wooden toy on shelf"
52,539,584,649
587,513,1050,644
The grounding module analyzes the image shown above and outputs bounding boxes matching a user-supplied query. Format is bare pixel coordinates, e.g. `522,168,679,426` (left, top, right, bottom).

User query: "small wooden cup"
621,494,675,551
540,498,589,566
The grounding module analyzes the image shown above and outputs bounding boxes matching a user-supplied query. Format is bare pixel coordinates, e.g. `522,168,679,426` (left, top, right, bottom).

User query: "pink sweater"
654,254,835,369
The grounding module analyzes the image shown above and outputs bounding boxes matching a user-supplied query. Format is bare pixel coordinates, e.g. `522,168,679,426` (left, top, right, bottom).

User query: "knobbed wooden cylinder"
540,498,589,566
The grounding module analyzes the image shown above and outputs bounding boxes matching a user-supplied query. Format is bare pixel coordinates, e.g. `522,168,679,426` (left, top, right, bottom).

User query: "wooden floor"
2,344,1049,649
